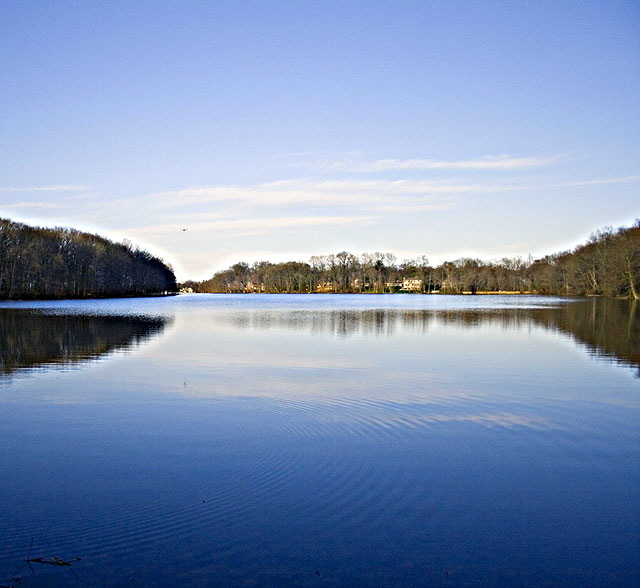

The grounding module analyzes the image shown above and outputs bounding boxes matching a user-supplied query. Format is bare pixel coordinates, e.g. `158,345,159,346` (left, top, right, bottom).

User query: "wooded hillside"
0,218,177,299
184,220,640,298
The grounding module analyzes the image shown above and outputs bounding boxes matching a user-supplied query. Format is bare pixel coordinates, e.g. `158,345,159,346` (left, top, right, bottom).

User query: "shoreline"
0,292,178,302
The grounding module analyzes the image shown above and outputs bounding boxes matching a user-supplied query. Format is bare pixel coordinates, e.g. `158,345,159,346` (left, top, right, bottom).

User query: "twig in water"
25,539,90,584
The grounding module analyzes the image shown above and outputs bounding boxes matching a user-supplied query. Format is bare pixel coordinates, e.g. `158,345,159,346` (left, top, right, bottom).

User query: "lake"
0,294,638,587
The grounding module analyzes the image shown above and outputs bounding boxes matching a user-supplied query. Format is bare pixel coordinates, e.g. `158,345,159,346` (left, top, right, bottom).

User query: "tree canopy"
0,218,177,299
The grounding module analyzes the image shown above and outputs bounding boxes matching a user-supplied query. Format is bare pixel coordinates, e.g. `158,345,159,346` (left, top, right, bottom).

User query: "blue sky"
1,1,638,280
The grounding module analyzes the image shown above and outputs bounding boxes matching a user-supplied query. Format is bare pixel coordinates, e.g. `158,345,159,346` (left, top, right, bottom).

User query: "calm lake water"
0,294,638,587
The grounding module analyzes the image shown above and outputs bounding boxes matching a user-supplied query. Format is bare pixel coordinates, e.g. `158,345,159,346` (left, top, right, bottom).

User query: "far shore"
179,290,558,296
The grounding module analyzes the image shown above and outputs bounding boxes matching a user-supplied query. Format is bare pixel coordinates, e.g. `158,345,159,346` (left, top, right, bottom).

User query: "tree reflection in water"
1,298,637,378
532,298,640,376
0,309,168,375
224,298,640,376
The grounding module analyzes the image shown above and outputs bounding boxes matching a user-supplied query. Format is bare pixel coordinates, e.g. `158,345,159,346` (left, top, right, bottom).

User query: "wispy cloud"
144,170,639,216
146,177,498,210
131,215,375,238
0,201,60,209
299,154,561,173
553,175,640,188
0,184,89,192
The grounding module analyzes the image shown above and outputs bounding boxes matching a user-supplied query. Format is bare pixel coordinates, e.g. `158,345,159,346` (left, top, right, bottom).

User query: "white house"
402,278,423,292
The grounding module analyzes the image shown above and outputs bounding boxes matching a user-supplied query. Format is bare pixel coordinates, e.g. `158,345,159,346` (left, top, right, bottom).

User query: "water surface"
0,295,638,587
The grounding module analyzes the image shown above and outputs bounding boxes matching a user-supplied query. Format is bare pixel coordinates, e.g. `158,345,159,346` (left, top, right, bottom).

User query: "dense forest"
184,220,640,299
0,218,177,299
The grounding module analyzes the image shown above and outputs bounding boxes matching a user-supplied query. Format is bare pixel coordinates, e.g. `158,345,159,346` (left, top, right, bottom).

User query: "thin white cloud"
146,177,495,210
300,154,561,173
130,215,376,237
0,184,89,192
553,175,640,188
0,201,60,209
370,202,453,213
140,161,638,217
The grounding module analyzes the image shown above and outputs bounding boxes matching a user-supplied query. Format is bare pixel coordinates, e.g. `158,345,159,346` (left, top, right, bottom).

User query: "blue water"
0,295,638,587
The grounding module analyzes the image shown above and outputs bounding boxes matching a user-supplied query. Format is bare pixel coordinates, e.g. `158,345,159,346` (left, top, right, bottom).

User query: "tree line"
0,218,177,299
183,220,640,299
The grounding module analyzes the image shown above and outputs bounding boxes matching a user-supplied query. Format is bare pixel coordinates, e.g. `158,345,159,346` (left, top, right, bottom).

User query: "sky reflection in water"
0,295,638,587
